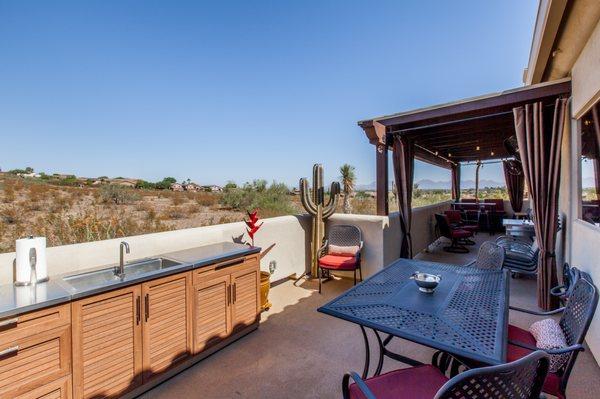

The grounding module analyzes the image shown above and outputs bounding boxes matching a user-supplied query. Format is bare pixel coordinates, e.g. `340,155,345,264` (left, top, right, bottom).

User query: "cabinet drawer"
192,255,258,285
0,326,71,398
0,304,70,345
15,375,72,399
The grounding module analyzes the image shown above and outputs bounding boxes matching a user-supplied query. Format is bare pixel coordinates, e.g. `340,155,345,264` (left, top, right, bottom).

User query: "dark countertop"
0,242,260,320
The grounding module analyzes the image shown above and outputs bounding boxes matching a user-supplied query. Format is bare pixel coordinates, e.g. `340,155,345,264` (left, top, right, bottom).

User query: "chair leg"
318,266,322,294
359,265,363,281
443,238,469,253
353,269,357,286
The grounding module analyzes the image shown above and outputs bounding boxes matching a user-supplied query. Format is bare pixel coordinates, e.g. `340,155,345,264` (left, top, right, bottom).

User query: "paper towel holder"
14,244,49,286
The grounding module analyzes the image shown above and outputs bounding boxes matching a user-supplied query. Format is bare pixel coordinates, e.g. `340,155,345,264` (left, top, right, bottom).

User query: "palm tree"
339,164,356,214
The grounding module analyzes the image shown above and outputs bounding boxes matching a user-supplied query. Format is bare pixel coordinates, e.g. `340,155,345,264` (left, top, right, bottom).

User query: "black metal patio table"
317,258,509,378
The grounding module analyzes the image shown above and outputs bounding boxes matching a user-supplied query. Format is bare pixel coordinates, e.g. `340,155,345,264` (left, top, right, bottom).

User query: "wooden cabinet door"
230,261,260,332
15,375,72,399
72,286,143,399
193,274,231,353
141,272,192,380
0,326,71,398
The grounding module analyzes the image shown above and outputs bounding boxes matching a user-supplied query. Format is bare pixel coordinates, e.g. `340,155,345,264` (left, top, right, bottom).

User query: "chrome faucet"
116,241,130,278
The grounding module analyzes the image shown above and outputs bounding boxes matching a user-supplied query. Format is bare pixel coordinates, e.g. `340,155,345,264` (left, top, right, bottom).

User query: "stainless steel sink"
62,257,182,291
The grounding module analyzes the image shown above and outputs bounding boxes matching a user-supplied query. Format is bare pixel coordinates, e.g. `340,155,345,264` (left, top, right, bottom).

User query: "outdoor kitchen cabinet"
72,272,193,398
141,272,193,380
71,285,143,399
193,254,260,353
3,248,259,399
0,304,72,398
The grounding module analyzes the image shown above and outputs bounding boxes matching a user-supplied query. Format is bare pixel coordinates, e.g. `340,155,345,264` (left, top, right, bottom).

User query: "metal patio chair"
318,224,363,293
435,213,473,253
507,271,599,399
342,350,549,399
444,210,478,244
466,241,505,270
498,237,540,275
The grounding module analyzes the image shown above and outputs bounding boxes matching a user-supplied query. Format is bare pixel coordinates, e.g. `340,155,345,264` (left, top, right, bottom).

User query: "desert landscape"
0,171,512,252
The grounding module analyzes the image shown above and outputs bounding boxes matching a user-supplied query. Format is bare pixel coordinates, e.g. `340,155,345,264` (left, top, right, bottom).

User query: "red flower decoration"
245,210,262,245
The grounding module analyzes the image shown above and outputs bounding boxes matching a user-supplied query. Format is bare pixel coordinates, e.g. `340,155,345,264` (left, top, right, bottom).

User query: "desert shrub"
195,192,218,207
2,182,16,203
171,194,185,206
351,197,376,215
28,208,172,248
100,185,141,205
1,207,20,224
186,203,200,214
163,206,186,219
28,183,50,202
220,180,295,217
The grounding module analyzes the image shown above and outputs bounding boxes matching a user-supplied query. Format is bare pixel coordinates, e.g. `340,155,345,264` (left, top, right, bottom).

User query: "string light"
476,146,480,151
490,151,495,156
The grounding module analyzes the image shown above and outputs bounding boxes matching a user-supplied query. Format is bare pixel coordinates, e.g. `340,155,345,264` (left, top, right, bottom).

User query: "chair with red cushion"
507,270,598,399
444,210,478,245
435,213,473,253
342,350,549,399
318,224,363,293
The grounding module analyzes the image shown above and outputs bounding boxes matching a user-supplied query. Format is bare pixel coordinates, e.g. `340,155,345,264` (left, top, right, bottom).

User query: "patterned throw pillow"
529,318,569,372
328,244,359,256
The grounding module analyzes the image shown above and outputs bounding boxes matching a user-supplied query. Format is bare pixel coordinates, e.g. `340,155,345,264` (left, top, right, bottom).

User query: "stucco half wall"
0,215,312,285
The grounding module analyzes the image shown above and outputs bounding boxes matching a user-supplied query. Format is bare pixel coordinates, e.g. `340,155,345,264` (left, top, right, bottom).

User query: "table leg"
360,325,371,379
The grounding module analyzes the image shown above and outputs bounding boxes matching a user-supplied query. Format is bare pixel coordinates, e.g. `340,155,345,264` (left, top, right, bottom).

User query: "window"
579,101,600,226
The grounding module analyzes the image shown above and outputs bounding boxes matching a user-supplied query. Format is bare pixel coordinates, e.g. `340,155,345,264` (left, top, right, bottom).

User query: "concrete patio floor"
142,234,600,399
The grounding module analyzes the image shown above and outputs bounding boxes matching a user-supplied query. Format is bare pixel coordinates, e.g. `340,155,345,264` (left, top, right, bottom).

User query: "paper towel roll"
33,237,48,281
15,236,48,285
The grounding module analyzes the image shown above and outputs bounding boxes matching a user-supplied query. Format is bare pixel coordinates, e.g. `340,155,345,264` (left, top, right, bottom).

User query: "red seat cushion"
450,229,472,238
507,324,565,399
348,365,449,399
318,255,357,271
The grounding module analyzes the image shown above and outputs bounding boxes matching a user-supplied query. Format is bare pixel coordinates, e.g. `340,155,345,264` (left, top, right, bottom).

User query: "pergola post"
376,143,389,216
358,120,389,216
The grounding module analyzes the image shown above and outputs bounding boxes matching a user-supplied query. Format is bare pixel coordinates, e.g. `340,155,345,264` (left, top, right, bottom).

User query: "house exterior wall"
560,18,600,363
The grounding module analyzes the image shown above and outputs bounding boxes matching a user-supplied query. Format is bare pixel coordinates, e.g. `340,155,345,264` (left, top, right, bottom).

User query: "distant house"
202,185,223,192
17,172,40,178
170,183,184,192
289,187,300,195
183,182,202,192
110,178,138,188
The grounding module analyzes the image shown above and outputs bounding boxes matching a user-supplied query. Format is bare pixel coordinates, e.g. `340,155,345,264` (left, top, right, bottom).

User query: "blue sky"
0,1,538,187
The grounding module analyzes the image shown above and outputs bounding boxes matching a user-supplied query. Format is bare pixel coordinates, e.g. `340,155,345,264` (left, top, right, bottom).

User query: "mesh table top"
318,258,509,365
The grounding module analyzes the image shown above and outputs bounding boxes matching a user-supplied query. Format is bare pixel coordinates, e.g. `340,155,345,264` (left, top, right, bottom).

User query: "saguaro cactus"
300,164,340,277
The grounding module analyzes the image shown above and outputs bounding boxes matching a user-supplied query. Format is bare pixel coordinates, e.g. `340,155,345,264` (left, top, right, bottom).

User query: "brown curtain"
502,160,524,213
593,105,600,200
451,163,461,201
392,135,415,258
513,98,569,310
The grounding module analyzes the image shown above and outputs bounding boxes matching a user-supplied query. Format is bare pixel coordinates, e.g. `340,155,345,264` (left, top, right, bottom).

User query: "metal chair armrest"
509,305,565,316
508,340,584,355
342,372,377,399
317,240,329,258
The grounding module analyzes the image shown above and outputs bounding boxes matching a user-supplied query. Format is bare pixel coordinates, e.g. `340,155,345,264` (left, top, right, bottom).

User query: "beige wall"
0,215,312,285
559,17,600,363
0,200,454,287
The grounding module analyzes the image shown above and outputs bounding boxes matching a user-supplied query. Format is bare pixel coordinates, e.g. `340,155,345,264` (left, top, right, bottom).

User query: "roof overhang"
358,78,571,166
